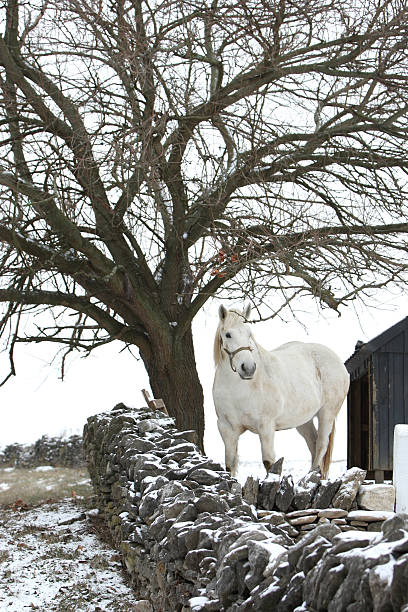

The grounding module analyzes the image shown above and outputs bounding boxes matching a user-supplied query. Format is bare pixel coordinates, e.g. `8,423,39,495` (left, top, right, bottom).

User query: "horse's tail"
321,422,335,479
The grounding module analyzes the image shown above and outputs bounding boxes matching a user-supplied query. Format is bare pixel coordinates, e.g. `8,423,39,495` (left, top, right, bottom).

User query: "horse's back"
272,341,349,404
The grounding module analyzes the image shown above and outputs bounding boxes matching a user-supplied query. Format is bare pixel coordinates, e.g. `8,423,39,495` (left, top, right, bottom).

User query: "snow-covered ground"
0,466,93,506
0,497,144,611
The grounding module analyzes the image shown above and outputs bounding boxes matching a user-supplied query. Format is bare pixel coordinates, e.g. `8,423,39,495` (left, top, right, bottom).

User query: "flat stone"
164,467,189,480
317,508,348,519
300,524,317,531
331,518,347,525
357,483,395,512
257,509,284,519
220,528,271,566
257,511,285,526
286,509,319,519
340,525,358,531
331,467,367,511
289,515,318,526
347,510,395,522
166,441,197,454
188,468,221,485
349,521,369,527
124,438,156,453
331,530,379,553
172,430,198,444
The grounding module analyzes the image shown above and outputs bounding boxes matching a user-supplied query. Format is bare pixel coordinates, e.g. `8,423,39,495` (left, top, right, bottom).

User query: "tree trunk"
142,327,205,451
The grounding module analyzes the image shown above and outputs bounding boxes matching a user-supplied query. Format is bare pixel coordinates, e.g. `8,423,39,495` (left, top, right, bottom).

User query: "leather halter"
223,344,253,372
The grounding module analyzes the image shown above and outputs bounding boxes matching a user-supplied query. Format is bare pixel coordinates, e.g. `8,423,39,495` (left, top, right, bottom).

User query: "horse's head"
216,304,257,379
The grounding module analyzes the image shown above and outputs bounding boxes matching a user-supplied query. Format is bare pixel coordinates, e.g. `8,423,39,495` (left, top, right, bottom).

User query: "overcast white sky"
0,291,406,473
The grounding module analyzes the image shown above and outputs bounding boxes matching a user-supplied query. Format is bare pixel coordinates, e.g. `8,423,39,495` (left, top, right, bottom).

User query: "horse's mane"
213,310,254,366
213,326,223,366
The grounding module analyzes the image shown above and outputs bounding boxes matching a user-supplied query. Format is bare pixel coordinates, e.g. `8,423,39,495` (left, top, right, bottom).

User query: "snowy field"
0,466,93,506
0,500,143,611
0,467,141,610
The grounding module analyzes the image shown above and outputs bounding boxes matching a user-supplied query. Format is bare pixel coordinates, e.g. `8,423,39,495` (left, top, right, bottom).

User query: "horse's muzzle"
239,362,256,379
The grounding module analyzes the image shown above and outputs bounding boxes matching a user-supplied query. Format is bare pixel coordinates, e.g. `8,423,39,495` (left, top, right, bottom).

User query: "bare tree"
1,0,408,447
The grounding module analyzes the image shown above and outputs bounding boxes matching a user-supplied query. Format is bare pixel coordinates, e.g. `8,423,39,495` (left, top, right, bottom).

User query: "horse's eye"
226,332,231,338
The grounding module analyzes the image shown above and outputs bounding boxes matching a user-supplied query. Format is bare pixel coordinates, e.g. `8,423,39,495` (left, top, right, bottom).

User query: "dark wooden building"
345,317,408,482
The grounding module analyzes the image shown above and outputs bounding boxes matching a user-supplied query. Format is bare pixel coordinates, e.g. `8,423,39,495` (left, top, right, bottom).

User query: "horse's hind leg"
217,418,240,476
314,413,335,477
259,425,276,473
297,419,317,466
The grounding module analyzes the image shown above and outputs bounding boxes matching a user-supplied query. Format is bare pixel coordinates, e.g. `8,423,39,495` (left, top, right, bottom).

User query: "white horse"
212,304,350,478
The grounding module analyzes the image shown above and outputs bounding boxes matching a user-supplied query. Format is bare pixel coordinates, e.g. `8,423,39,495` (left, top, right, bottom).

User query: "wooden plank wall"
372,328,406,471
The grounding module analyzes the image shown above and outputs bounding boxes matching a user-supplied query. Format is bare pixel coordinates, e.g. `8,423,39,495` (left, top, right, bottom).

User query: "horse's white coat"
212,305,350,477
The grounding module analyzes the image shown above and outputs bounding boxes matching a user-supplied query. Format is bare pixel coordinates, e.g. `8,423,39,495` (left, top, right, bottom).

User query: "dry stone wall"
0,435,84,468
84,404,408,612
244,462,395,539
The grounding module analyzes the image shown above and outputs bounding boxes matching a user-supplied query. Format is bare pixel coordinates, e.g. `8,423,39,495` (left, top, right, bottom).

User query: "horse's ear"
244,303,251,320
219,304,228,321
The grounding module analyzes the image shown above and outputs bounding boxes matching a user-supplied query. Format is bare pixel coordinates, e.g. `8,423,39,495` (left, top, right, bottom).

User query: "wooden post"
141,389,169,415
374,470,384,484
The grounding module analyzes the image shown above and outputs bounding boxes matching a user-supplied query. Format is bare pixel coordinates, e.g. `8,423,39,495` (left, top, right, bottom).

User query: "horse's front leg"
217,418,240,476
259,425,276,473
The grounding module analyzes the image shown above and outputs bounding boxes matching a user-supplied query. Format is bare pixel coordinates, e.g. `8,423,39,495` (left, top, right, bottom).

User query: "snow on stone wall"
83,404,408,611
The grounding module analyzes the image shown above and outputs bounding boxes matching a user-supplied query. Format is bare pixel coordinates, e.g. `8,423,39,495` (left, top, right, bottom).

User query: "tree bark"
142,327,205,451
